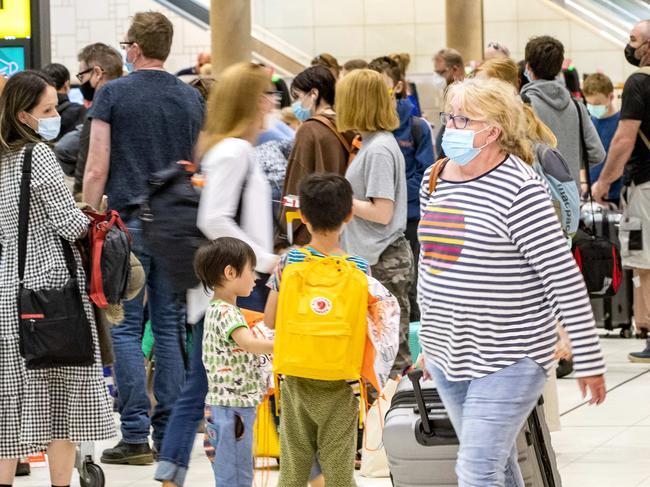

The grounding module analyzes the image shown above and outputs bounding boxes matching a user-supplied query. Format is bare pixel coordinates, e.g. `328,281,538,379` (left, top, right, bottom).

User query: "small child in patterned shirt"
194,237,274,486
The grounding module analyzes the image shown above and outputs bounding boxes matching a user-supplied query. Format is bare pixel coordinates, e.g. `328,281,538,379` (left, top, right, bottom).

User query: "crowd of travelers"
1,9,649,487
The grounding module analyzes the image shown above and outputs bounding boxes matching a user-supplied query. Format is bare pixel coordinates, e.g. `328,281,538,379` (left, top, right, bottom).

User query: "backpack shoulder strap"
520,91,531,105
427,158,448,194
310,115,353,154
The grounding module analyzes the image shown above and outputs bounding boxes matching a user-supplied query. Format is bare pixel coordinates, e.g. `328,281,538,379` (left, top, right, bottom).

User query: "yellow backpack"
273,248,369,381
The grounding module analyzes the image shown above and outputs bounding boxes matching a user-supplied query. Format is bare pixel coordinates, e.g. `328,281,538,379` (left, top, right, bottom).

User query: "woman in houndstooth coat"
0,72,115,484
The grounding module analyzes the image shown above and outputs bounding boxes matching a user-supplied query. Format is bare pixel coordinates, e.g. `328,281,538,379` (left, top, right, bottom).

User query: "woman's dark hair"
0,70,54,151
41,63,70,91
193,237,257,292
290,65,336,107
525,36,564,81
299,173,353,232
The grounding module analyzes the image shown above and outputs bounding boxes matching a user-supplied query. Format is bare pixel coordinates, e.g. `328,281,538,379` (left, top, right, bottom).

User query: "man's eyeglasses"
76,66,103,82
119,41,135,49
440,112,482,129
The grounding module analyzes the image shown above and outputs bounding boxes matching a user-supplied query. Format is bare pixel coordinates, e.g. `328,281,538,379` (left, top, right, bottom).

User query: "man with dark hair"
592,20,650,361
521,36,604,189
41,62,86,140
83,11,205,465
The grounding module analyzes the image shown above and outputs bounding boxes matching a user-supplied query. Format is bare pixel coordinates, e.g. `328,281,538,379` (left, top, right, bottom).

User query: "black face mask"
80,79,96,102
625,43,641,66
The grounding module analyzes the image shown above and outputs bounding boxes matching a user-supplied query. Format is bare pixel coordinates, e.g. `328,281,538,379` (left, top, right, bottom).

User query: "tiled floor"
15,333,650,487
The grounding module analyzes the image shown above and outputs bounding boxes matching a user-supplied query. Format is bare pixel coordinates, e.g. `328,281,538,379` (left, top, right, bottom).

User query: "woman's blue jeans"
426,358,546,487
154,280,269,486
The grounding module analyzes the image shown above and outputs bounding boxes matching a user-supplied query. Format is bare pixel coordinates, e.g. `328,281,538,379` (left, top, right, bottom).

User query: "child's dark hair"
299,173,353,232
194,237,257,292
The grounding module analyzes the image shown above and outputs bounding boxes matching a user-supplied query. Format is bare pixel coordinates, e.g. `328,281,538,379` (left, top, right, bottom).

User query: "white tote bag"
360,378,399,478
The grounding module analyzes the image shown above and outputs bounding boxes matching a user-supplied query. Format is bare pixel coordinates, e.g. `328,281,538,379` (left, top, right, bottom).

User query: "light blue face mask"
28,113,61,141
125,62,135,74
587,103,608,119
441,126,491,166
292,99,312,122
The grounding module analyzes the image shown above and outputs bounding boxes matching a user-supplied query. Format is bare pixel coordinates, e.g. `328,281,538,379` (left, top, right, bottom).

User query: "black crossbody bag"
18,144,94,369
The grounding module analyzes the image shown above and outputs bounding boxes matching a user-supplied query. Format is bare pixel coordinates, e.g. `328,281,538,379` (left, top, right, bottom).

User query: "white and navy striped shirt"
418,155,606,381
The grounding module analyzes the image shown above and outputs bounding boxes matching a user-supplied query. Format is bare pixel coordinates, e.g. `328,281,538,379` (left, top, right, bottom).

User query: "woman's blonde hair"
203,62,270,150
445,77,534,163
335,69,399,133
474,58,557,149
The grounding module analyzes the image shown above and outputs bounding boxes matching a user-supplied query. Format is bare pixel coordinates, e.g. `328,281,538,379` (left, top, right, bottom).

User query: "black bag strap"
573,98,600,238
18,144,77,282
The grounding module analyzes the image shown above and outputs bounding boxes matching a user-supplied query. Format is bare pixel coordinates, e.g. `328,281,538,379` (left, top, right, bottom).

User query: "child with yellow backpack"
264,173,370,487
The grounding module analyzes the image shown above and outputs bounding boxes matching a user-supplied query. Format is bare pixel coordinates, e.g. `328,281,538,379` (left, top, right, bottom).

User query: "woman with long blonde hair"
418,78,606,486
336,69,414,375
155,62,278,487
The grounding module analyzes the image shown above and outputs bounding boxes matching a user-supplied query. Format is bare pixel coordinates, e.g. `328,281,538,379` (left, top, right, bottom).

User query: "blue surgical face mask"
523,68,532,82
125,62,135,74
292,99,312,122
441,126,491,166
587,103,608,119
28,113,61,141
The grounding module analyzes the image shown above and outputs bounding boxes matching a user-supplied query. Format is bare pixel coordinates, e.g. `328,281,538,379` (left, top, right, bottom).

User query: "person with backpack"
155,62,278,487
369,56,434,321
40,63,86,141
264,172,369,487
520,36,605,191
419,77,606,486
0,71,115,487
277,65,357,249
474,57,580,239
82,12,205,464
193,237,274,487
591,19,650,359
336,69,414,375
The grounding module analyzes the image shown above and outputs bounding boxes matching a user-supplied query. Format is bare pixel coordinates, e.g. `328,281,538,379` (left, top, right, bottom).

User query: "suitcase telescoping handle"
408,369,433,436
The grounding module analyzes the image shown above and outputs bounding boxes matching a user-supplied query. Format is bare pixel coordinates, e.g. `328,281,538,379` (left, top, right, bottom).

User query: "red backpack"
84,210,132,308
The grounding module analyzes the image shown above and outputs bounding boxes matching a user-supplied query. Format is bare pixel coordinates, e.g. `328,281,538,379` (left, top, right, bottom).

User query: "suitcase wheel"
79,460,105,487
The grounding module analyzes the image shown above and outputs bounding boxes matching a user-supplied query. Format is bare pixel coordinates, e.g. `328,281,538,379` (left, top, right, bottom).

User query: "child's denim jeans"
426,357,546,487
206,404,257,487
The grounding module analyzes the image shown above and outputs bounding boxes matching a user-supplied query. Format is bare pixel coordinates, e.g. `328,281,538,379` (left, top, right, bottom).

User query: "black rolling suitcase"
580,205,634,337
383,370,562,487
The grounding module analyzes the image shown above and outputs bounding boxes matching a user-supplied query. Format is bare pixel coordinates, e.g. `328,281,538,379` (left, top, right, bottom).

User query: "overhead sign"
0,0,32,39
0,45,25,75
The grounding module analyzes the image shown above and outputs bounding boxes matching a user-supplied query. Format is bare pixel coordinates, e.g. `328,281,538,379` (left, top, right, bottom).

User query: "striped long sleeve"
507,179,606,378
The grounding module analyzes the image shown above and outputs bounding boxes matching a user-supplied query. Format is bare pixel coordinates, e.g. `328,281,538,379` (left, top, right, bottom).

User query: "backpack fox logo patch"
311,297,332,315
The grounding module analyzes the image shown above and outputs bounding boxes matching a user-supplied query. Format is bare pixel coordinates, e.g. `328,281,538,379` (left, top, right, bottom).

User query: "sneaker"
100,440,154,465
628,339,650,363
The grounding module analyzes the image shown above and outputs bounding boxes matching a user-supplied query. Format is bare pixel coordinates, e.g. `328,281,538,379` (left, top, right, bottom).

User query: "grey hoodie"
521,80,605,188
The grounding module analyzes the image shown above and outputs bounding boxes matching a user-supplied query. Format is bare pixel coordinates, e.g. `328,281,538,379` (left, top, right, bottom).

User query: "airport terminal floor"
12,337,650,487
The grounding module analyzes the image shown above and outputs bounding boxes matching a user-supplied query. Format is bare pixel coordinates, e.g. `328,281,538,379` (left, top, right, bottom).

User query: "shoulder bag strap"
572,98,592,196
427,158,448,194
18,144,36,283
630,68,650,150
18,144,76,283
310,115,354,155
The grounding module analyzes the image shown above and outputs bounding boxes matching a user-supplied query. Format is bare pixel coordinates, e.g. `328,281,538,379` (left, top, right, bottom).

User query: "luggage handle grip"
407,369,434,436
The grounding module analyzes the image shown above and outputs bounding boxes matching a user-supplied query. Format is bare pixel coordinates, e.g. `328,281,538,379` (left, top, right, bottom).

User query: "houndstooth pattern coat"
0,143,115,458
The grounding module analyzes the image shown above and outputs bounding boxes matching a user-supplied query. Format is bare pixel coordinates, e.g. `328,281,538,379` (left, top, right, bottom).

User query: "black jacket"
56,93,86,141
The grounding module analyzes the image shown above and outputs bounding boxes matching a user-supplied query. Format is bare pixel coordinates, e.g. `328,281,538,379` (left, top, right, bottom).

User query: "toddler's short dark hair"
299,173,353,232
194,237,256,292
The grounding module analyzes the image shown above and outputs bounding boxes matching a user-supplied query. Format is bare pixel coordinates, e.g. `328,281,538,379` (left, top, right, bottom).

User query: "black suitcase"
383,370,562,487
580,205,634,337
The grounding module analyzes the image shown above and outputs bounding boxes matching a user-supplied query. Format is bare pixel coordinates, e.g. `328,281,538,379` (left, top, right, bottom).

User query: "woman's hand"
577,374,607,405
415,354,431,380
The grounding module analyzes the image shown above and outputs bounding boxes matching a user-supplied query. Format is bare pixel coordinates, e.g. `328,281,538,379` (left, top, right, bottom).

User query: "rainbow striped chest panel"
418,195,510,276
